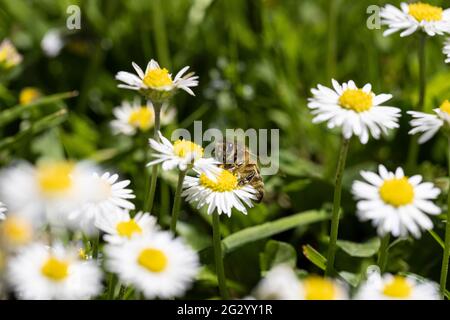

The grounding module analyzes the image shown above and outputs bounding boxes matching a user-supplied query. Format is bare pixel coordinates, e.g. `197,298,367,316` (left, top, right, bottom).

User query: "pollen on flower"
1,216,33,245
41,257,69,281
199,170,238,192
128,107,154,131
303,276,336,300
37,161,74,195
379,177,414,207
173,140,204,158
338,89,373,112
116,219,142,238
409,3,443,22
143,68,173,88
439,100,450,115
383,276,412,298
137,248,168,273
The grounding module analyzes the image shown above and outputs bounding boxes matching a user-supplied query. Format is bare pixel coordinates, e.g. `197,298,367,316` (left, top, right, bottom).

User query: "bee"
213,140,264,203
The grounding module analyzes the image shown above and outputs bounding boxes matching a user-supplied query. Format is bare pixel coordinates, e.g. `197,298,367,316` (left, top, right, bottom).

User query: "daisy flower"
68,172,136,235
7,242,103,299
95,209,157,244
355,271,440,300
352,165,441,238
0,202,6,220
0,161,98,227
105,231,199,299
0,39,22,70
252,265,347,300
147,131,220,178
182,167,258,216
308,80,401,144
444,38,450,63
380,2,450,37
0,215,34,248
115,59,198,102
111,99,176,136
408,100,450,143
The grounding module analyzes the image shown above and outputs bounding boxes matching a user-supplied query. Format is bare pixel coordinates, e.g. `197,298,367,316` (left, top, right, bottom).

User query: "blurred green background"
1,0,450,297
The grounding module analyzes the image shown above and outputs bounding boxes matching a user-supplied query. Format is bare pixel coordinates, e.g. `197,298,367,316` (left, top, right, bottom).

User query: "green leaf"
0,109,68,151
338,271,360,287
428,229,445,249
260,240,297,273
336,238,380,258
302,244,326,270
222,210,329,254
0,91,77,127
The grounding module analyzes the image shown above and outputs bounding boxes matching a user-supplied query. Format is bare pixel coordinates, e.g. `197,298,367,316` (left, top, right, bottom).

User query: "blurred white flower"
95,209,157,244
115,59,198,101
105,231,199,299
182,168,258,216
408,100,450,143
0,39,22,69
380,3,450,37
7,242,103,299
68,172,136,235
308,80,401,144
0,202,6,220
252,264,347,300
355,271,440,300
0,215,34,248
352,165,441,238
0,161,99,228
41,29,64,57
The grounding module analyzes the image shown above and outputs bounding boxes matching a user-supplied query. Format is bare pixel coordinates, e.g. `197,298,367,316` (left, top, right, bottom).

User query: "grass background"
1,0,450,297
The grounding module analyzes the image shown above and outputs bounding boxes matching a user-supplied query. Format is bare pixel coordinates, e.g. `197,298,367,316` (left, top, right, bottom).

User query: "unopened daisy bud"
0,39,22,70
19,87,41,105
380,3,450,37
408,100,450,143
115,59,198,103
355,271,440,300
308,80,401,144
352,165,441,238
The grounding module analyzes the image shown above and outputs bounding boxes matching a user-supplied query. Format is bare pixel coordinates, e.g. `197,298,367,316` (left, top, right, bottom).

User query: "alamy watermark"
170,121,279,176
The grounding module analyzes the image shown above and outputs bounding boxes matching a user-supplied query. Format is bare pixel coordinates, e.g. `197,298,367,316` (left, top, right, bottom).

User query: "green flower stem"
440,135,450,297
212,212,229,299
92,232,100,259
406,33,427,173
117,284,127,300
107,273,117,300
144,103,161,213
377,234,390,273
170,170,187,233
325,137,350,277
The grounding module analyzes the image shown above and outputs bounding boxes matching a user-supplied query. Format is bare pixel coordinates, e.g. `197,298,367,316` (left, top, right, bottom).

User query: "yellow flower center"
383,276,412,298
173,140,204,158
19,87,41,105
199,170,238,192
1,216,33,245
304,276,337,300
137,248,168,273
37,162,74,195
143,68,173,88
339,89,373,112
128,107,154,131
439,100,450,115
409,3,443,22
116,219,142,238
41,257,69,281
379,178,415,207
